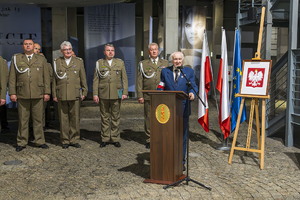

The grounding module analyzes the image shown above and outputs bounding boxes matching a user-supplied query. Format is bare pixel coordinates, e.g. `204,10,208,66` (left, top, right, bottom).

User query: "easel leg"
246,99,255,149
255,98,261,160
261,99,266,169
229,98,245,164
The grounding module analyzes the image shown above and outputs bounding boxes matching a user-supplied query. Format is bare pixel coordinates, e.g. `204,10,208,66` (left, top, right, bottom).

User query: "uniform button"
30,81,32,83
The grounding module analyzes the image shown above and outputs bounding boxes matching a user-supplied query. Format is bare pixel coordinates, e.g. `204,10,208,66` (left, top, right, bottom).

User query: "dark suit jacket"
157,66,198,116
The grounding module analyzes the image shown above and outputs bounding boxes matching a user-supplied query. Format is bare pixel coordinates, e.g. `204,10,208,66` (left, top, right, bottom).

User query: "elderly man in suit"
157,51,198,171
93,44,128,148
136,43,169,149
52,41,88,149
9,38,51,151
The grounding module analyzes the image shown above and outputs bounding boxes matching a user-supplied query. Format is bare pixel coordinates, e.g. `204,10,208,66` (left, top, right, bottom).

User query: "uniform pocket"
16,82,23,96
38,83,44,95
75,85,81,98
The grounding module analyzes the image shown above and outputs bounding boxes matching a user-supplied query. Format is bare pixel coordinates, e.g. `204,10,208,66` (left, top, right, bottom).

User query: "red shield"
246,68,265,88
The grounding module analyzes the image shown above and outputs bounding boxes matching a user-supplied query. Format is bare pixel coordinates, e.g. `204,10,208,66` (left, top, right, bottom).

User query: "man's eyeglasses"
62,48,72,52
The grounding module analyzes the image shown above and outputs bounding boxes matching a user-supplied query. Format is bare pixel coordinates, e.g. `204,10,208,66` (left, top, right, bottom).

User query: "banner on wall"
0,4,41,61
179,6,206,87
84,3,136,92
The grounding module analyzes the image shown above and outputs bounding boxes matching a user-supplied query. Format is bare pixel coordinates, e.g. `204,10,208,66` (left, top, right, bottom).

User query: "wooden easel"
228,7,269,169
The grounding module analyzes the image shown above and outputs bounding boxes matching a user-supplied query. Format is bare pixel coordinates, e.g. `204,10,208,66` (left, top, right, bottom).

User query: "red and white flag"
198,31,212,133
216,29,230,139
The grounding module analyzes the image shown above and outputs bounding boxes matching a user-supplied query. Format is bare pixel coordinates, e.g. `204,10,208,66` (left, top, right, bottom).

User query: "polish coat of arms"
246,68,265,88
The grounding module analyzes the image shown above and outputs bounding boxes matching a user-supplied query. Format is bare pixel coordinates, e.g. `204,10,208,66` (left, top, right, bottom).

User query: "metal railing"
265,52,288,136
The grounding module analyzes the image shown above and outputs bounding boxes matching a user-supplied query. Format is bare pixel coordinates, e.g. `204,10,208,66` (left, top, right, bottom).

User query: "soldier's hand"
10,95,17,102
0,99,6,106
189,93,195,100
121,95,128,100
93,96,99,104
81,95,85,101
53,97,58,102
44,94,50,102
138,98,144,104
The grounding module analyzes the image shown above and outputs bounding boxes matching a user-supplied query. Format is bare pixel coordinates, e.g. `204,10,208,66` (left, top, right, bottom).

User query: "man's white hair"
148,43,158,50
170,51,184,61
60,41,72,49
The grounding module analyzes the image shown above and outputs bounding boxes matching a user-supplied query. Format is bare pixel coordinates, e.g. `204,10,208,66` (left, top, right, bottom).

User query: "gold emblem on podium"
155,104,170,124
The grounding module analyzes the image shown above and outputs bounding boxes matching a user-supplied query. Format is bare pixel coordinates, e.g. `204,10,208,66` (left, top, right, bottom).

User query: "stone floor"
0,98,300,200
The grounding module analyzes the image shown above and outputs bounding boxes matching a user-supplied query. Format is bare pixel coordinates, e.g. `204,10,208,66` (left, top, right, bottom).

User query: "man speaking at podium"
157,52,198,171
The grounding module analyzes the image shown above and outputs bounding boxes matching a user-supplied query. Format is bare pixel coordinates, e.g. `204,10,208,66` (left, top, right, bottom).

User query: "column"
164,0,179,60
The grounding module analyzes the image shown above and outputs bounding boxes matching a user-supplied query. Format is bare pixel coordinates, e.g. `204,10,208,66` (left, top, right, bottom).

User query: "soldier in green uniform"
0,56,9,132
9,39,51,152
52,41,88,149
93,44,128,148
136,43,169,149
0,56,10,132
34,43,53,129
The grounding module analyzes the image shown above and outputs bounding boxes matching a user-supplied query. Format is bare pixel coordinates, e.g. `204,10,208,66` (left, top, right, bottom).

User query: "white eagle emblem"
248,69,263,87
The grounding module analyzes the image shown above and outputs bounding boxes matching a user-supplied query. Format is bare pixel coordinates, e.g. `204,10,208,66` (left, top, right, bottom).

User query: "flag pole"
215,27,231,151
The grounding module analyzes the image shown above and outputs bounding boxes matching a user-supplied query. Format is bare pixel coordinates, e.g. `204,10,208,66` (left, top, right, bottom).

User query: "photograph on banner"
84,3,135,92
179,6,206,87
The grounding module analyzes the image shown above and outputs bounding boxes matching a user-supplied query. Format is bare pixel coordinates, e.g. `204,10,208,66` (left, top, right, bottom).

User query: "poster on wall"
0,4,41,61
84,3,136,92
179,6,206,86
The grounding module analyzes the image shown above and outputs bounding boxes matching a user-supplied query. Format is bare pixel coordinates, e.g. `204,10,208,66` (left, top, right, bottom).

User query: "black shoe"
37,144,49,149
183,165,186,171
16,146,26,152
100,142,107,148
70,143,81,148
113,142,121,147
62,144,69,149
145,142,150,149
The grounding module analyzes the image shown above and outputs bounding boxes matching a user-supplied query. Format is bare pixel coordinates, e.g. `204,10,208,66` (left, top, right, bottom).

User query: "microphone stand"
163,68,211,191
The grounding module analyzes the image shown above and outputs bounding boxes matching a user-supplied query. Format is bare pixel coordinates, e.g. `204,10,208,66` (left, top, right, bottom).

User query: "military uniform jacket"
9,53,50,99
0,56,9,99
136,58,169,100
52,56,88,101
93,58,128,100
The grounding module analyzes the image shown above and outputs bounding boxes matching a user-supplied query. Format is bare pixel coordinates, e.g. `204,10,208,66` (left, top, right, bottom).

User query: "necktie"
153,60,156,65
28,56,31,61
175,69,179,86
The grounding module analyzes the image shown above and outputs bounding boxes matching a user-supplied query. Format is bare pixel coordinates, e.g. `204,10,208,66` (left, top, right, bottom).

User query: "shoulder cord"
96,61,109,78
53,59,67,79
139,62,155,79
14,55,30,76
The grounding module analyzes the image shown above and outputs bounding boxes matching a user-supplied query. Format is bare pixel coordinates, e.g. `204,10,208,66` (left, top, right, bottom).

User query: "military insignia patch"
20,62,25,64
72,65,76,67
101,66,106,68
159,66,165,69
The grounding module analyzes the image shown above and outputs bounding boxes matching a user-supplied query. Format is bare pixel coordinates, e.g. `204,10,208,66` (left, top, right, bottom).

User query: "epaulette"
74,57,83,61
115,58,123,61
54,57,60,61
14,53,22,56
37,53,45,57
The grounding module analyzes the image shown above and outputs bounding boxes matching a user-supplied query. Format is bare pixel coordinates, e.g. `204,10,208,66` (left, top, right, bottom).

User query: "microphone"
176,65,183,70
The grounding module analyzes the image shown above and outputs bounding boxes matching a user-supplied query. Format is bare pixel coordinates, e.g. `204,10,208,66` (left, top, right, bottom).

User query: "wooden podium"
142,90,188,185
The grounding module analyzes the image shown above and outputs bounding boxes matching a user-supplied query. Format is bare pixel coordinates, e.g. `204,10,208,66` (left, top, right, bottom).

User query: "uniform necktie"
28,56,31,62
175,69,179,86
153,60,156,65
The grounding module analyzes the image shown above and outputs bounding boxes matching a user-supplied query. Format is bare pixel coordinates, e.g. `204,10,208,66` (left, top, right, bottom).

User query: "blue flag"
231,29,246,132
